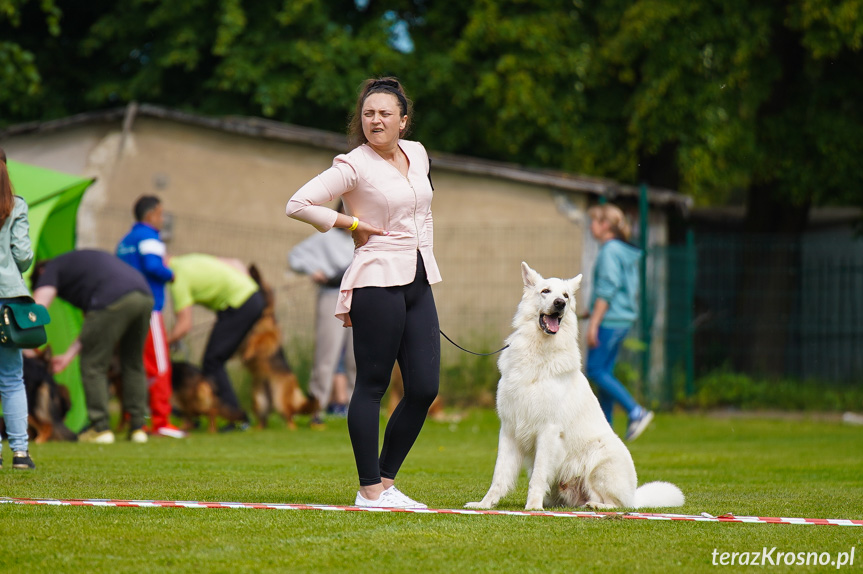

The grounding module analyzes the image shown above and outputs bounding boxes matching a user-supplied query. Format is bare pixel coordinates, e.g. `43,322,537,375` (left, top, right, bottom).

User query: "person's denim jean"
0,340,29,453
585,325,639,425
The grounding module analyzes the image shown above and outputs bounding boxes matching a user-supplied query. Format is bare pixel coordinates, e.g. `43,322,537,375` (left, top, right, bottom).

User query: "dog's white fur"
465,262,684,511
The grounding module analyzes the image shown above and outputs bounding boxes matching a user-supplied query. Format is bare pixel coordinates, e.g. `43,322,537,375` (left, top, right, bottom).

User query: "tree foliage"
398,0,863,218
0,0,60,117
2,0,862,220
1,1,413,132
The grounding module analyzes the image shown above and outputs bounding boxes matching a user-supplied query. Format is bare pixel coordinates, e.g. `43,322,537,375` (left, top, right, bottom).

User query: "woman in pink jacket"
286,78,441,509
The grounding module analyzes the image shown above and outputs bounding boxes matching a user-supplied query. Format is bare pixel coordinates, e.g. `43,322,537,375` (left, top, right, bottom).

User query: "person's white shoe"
354,486,427,509
386,486,428,509
156,425,187,439
78,428,115,444
129,429,149,444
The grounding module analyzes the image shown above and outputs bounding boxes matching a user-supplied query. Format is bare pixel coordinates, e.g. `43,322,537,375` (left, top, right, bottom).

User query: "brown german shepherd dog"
170,361,245,433
243,265,317,429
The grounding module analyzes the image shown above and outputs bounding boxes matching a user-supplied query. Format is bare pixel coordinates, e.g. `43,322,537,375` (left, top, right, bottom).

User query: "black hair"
347,77,413,148
133,195,161,222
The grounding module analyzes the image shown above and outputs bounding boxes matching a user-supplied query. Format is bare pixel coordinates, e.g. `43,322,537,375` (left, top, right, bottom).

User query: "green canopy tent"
8,160,94,431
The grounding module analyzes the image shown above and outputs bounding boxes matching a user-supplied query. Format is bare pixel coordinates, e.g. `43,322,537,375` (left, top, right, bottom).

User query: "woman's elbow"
14,248,33,273
285,203,330,233
285,199,306,219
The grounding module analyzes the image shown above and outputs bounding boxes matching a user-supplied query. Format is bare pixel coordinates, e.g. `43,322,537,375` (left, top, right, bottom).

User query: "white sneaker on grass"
156,426,187,439
78,428,115,444
129,429,148,444
354,486,427,509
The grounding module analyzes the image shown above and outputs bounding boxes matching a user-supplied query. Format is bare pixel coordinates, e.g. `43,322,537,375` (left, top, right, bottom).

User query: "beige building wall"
4,117,587,362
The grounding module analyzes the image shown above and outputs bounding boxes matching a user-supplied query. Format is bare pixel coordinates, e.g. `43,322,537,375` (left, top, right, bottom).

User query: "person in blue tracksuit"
117,195,185,438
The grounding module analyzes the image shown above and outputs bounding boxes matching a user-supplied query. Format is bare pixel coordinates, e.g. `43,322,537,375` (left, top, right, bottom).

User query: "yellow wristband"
348,216,359,231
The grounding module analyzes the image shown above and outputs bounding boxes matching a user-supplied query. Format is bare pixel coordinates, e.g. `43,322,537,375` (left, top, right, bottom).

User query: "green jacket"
590,238,642,329
0,196,34,299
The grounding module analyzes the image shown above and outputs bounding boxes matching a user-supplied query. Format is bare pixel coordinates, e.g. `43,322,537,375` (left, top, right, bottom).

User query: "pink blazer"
286,140,442,325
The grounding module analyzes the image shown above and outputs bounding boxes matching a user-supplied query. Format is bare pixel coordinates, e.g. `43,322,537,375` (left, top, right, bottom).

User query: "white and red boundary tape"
2,497,861,526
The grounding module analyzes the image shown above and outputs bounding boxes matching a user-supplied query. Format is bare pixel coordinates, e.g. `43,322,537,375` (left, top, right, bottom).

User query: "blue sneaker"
327,403,348,417
625,409,654,442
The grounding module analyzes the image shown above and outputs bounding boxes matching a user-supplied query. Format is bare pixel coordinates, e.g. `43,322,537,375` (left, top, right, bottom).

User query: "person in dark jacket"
32,250,154,444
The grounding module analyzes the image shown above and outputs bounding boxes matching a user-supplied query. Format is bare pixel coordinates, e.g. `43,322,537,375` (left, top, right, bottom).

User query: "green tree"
395,0,862,376
396,0,862,217
0,0,60,118
0,0,416,131
584,0,863,374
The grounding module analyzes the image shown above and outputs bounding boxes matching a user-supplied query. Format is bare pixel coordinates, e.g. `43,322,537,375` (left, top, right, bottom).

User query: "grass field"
1,409,861,573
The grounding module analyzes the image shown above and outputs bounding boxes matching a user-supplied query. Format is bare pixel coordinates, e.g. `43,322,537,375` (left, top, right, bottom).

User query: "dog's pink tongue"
545,315,560,333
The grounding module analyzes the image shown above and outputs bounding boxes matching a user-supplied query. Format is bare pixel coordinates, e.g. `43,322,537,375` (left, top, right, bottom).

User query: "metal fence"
694,232,863,384
606,228,863,409
612,238,697,408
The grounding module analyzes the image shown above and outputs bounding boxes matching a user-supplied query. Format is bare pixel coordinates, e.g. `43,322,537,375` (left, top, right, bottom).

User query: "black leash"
440,329,509,356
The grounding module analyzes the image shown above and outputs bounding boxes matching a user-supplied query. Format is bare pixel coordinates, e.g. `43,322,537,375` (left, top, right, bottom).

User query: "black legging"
348,253,440,486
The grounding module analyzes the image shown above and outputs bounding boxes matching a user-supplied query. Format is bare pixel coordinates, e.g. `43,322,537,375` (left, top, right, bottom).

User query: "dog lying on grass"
466,263,684,511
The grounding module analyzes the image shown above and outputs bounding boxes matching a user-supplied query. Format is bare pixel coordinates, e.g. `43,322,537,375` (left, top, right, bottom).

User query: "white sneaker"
354,486,428,509
156,426,188,439
387,486,428,509
129,429,148,444
79,428,116,444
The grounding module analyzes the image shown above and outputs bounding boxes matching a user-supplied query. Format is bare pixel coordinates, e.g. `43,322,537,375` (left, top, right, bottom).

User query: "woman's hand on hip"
352,221,388,248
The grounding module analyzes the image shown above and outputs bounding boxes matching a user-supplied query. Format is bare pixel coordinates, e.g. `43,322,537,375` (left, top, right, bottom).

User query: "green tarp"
8,160,93,432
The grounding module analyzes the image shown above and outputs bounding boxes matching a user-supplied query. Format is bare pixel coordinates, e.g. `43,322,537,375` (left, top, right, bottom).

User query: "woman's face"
590,216,609,240
362,92,407,149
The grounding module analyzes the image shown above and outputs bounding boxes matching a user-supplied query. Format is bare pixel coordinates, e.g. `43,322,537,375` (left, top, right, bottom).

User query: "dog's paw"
525,499,545,511
464,501,492,509
585,501,617,510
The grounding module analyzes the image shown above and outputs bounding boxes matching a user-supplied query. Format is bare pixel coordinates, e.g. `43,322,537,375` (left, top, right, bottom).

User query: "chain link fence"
694,232,863,385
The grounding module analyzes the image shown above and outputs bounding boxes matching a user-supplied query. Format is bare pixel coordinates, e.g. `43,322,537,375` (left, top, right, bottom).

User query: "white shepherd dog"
465,263,684,511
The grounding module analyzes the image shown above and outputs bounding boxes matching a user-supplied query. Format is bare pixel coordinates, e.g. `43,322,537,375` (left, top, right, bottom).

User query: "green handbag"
0,298,51,349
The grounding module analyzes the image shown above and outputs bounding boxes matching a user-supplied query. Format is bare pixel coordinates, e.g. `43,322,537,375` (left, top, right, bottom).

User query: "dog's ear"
241,339,257,361
248,264,264,287
570,274,583,293
521,262,541,288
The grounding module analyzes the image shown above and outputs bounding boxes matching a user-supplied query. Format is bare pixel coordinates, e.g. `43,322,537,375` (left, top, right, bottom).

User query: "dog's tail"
633,481,685,508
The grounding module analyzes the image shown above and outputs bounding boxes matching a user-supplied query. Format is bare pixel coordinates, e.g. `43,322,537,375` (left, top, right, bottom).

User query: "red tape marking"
1,497,861,526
